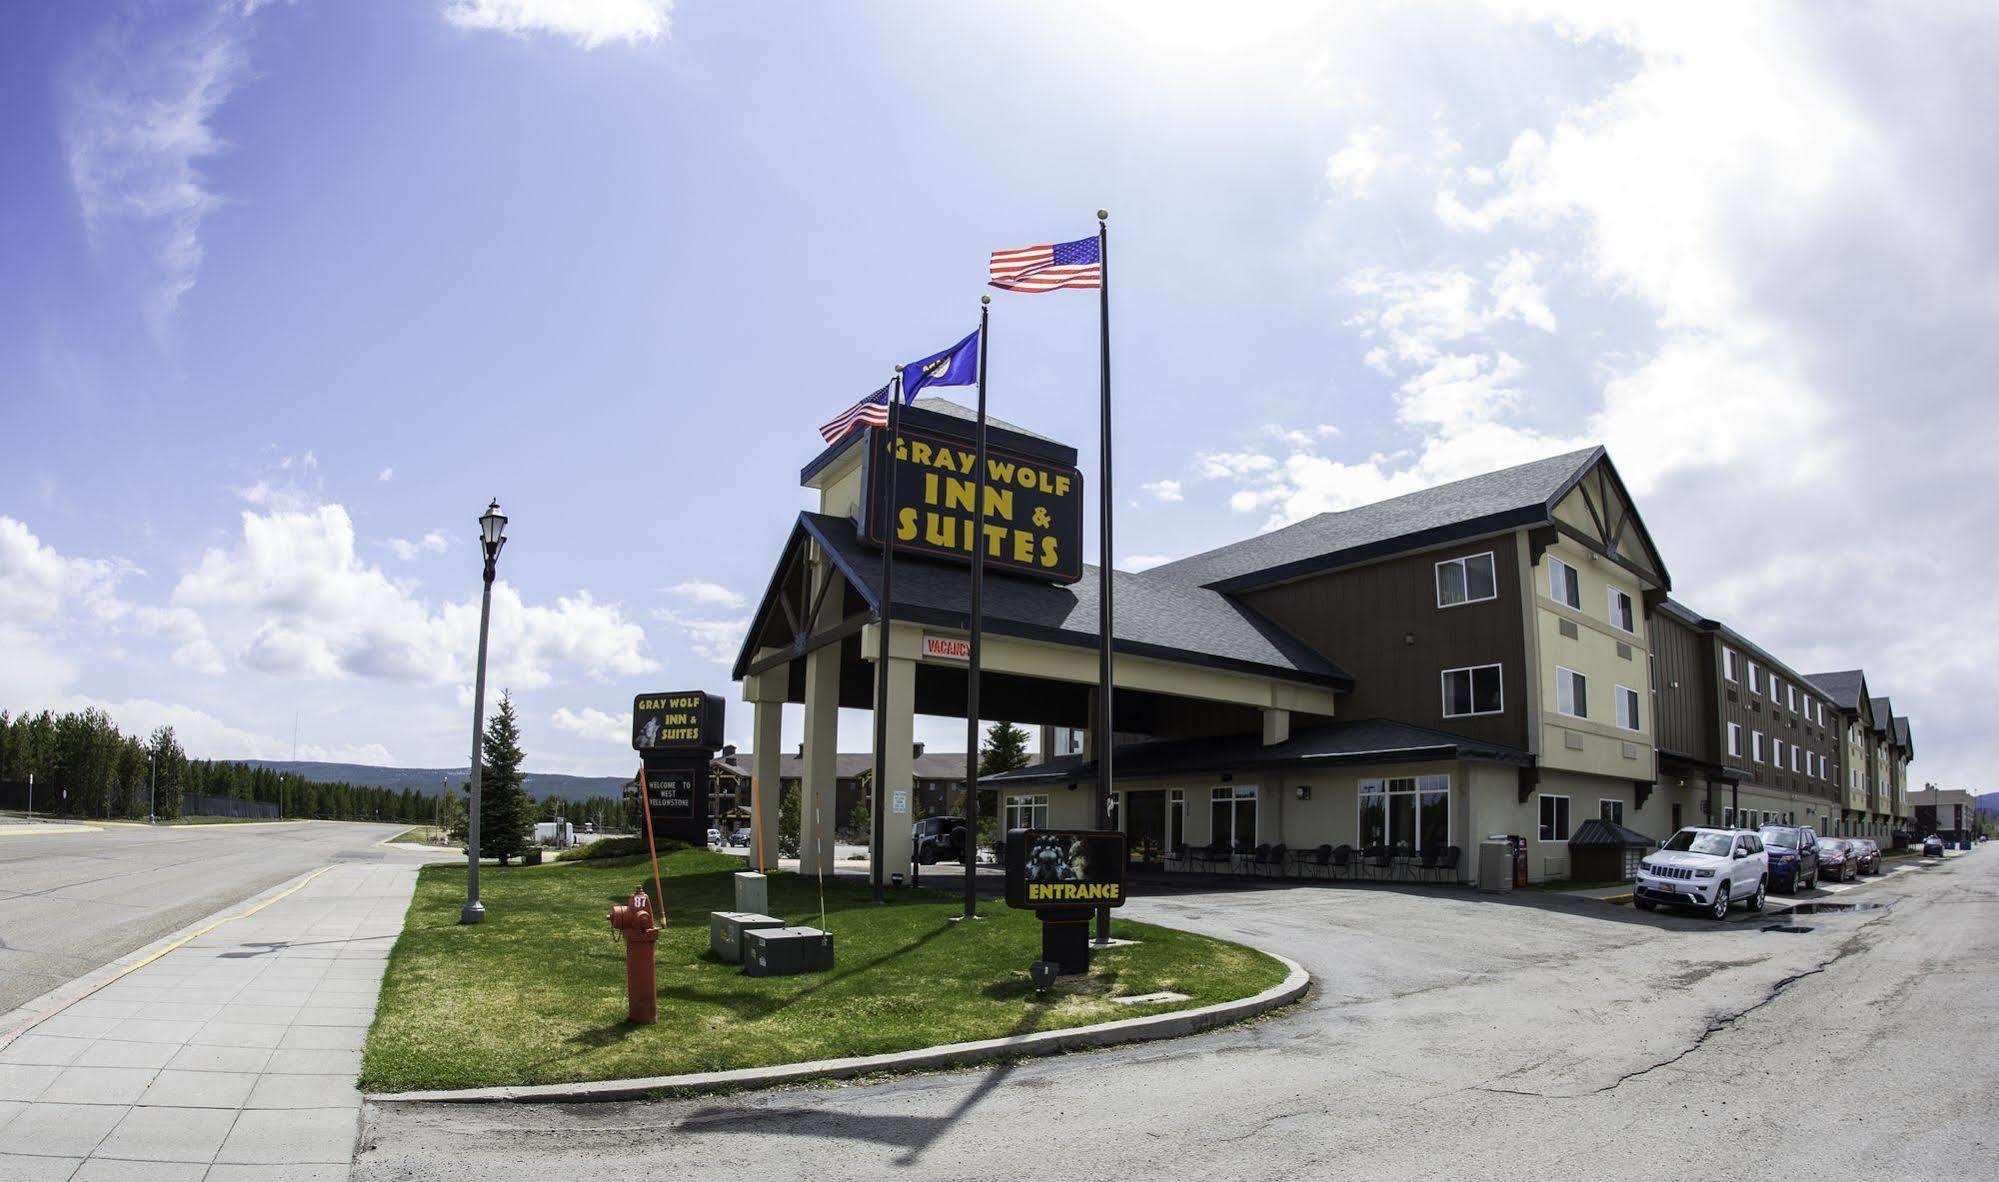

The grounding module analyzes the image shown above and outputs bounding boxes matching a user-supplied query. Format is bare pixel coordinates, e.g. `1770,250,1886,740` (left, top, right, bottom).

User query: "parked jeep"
912,815,970,865
1758,825,1821,893
1634,827,1769,920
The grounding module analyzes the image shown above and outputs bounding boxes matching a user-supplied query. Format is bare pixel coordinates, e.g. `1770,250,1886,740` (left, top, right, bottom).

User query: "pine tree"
477,692,532,865
978,721,1031,777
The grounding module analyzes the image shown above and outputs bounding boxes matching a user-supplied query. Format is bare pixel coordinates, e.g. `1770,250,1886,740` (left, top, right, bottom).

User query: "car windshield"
1821,839,1847,851
1662,830,1733,856
1759,827,1803,849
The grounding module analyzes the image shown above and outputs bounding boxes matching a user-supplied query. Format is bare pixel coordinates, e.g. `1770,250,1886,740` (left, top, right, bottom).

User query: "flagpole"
1093,210,1114,946
870,370,904,904
959,297,992,923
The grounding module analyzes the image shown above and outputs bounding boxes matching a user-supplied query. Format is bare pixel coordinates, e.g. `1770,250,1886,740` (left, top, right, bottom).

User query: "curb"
370,951,1311,1105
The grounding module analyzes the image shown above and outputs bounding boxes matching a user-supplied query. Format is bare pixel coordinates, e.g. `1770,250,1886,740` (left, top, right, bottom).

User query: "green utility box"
709,911,784,964
741,926,834,977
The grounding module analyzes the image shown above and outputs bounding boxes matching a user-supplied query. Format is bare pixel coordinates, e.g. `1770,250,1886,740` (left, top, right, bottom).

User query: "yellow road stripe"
0,825,101,837
1,864,337,1044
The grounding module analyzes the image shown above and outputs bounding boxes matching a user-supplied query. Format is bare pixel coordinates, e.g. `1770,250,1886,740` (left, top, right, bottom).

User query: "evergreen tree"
978,721,1031,777
778,782,802,857
476,692,532,864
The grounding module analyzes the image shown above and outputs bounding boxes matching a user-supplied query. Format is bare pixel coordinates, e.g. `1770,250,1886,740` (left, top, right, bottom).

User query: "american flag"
989,235,1102,292
819,383,894,444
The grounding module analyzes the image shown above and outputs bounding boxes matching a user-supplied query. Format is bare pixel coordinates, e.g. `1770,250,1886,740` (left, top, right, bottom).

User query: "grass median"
361,848,1288,1092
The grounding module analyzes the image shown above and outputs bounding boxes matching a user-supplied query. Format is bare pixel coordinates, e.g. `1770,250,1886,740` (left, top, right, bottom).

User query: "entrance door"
1126,790,1167,867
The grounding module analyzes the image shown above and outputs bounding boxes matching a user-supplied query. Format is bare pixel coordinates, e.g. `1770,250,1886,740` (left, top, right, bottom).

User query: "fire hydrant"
606,887,660,1025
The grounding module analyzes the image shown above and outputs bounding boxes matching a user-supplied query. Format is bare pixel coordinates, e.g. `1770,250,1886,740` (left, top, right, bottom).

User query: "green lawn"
361,849,1288,1092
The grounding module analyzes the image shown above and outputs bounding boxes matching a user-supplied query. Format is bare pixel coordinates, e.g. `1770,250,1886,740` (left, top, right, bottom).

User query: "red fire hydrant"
606,887,660,1025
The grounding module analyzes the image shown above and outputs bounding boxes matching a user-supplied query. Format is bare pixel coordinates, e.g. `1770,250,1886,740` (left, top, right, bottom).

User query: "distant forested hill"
245,761,629,803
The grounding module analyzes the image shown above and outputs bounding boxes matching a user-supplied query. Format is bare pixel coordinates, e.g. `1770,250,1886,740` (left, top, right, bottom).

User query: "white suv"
1634,827,1768,920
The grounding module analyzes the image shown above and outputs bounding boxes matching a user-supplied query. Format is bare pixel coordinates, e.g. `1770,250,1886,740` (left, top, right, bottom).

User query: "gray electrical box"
710,911,784,964
1478,841,1513,893
741,926,834,977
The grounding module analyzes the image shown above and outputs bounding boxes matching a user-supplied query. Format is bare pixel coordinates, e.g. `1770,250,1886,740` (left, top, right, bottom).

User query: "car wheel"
1748,877,1765,912
1634,897,1657,911
1711,884,1731,920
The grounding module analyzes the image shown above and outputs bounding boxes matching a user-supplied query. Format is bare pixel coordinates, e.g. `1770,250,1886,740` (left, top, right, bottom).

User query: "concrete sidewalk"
0,862,418,1180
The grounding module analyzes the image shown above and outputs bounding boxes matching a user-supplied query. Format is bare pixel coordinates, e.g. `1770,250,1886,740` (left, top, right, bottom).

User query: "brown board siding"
1240,538,1529,750
1648,610,1715,762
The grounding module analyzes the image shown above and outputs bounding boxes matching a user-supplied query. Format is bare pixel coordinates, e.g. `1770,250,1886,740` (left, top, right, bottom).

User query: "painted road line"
0,824,102,837
0,864,337,1048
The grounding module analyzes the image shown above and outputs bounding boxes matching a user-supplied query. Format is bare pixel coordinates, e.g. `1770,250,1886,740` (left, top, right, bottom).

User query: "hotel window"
1774,738,1786,766
1600,799,1625,826
1441,664,1504,717
1538,793,1571,842
1727,722,1743,757
1787,685,1797,712
1607,586,1635,633
1723,647,1739,682
1210,785,1257,850
1817,702,1826,726
1548,556,1582,610
1615,685,1641,731
1003,794,1050,831
1556,667,1588,718
1358,775,1450,853
1748,662,1761,693
1790,746,1802,773
1753,731,1766,763
1436,552,1498,607
1768,674,1781,704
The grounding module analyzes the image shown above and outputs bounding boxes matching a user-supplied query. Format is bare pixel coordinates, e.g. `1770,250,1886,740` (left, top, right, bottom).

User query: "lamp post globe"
462,497,508,925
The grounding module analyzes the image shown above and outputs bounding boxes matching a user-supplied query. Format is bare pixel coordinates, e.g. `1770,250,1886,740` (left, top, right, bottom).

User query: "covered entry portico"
730,509,1349,878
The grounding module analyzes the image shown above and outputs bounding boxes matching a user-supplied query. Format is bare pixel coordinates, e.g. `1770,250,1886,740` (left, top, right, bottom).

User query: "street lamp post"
148,752,156,824
461,498,508,926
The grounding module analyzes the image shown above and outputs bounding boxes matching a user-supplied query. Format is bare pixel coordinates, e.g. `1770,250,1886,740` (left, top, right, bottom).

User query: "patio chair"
1234,842,1256,876
1256,843,1287,878
1297,843,1334,880
1328,844,1354,881
1435,845,1463,883
1362,844,1393,880
1415,849,1441,881
1163,843,1189,873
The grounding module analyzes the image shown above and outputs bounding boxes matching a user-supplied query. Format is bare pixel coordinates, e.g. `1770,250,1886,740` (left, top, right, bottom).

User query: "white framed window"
1607,586,1635,633
1599,799,1624,826
1556,666,1588,719
1548,556,1582,610
1753,731,1766,763
1614,685,1641,731
1787,685,1797,712
1727,722,1743,757
1441,664,1504,717
1723,647,1739,682
1358,774,1451,853
1723,806,1736,828
1748,661,1761,693
1769,674,1781,704
1004,794,1050,831
1209,785,1258,849
1817,702,1826,726
1774,737,1786,766
1538,793,1571,842
1435,552,1498,608
1790,746,1801,773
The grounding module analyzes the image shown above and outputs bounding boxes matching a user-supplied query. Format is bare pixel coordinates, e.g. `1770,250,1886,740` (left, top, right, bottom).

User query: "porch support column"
745,670,785,873
800,643,840,875
878,653,918,877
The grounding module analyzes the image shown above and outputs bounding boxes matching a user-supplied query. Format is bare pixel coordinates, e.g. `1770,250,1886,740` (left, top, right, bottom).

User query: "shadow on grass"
672,1004,1048,1168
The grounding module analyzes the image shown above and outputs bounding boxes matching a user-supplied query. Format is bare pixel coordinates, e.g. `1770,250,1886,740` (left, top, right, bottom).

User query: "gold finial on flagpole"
1097,209,1109,221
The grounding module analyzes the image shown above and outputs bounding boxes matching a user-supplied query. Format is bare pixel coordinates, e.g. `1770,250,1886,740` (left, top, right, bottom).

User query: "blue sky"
4,1,1995,789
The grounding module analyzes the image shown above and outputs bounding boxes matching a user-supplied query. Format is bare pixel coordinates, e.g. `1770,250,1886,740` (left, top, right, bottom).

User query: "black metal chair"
1435,845,1463,883
1329,844,1354,881
1391,842,1415,881
1255,843,1287,878
1362,844,1393,880
1163,843,1189,874
1297,843,1334,880
1234,842,1256,876
1416,849,1441,881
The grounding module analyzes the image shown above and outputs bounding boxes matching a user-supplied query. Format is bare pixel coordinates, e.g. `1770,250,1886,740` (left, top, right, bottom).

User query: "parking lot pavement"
0,862,424,1180
358,848,1993,1181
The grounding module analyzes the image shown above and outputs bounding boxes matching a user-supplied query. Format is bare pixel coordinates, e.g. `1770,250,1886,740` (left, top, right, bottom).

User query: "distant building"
1907,786,1978,844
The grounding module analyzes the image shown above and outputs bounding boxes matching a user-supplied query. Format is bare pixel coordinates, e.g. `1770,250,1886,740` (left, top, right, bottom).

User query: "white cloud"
59,3,263,330
443,0,673,48
1140,479,1183,503
386,530,452,561
64,695,395,765
653,608,747,666
0,516,123,622
1325,125,1390,196
550,705,627,745
664,579,745,609
174,504,657,688
378,468,394,483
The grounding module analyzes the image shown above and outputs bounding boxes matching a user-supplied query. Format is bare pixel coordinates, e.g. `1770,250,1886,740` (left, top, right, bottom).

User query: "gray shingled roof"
804,513,1350,688
909,397,1058,445
1869,696,1894,735
1805,670,1867,711
983,718,1527,786
1146,446,1601,589
1894,716,1911,749
1568,818,1658,849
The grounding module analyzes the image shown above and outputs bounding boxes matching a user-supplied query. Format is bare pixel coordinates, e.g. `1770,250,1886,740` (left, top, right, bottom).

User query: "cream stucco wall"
1532,535,1656,782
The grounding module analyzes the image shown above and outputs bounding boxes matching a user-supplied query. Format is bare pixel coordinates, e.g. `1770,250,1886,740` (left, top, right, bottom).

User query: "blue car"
1757,825,1821,893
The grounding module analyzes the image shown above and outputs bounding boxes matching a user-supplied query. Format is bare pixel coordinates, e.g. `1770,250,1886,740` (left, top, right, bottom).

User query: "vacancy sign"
923,636,971,661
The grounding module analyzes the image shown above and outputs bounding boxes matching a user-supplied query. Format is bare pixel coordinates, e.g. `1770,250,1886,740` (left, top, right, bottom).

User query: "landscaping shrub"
554,835,688,862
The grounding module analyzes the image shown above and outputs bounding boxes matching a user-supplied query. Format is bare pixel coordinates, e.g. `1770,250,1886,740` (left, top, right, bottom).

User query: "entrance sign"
632,691,725,751
923,635,970,661
862,426,1084,584
1003,829,1128,910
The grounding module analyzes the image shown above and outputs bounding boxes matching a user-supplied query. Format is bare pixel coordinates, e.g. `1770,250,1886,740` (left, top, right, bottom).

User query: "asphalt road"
358,849,1995,1181
0,818,417,1015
